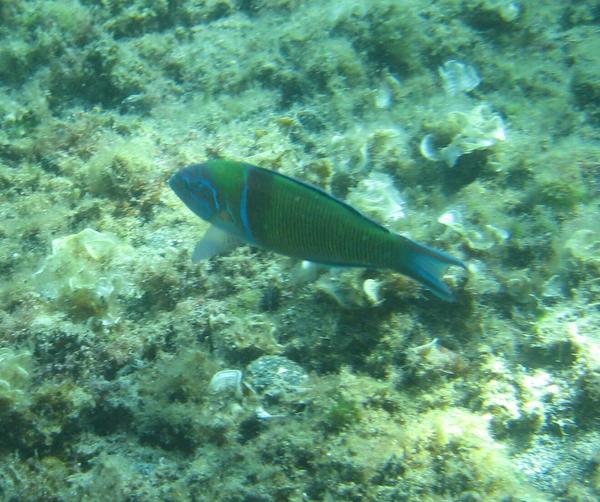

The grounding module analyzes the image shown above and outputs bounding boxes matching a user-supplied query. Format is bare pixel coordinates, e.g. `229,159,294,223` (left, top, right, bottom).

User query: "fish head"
169,163,220,222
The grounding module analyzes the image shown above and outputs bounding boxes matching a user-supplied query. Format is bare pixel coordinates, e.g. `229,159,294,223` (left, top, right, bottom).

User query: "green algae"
1,0,600,500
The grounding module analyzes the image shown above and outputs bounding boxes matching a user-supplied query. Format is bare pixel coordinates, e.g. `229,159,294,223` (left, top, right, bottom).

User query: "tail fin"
395,236,466,302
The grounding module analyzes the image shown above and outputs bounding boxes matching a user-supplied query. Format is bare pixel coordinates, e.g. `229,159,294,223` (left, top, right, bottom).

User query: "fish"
169,159,466,301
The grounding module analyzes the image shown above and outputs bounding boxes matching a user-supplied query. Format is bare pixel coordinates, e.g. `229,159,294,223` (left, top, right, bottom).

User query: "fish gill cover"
0,0,600,500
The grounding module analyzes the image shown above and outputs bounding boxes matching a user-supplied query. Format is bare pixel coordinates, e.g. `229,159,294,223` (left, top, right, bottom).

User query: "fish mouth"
168,171,187,197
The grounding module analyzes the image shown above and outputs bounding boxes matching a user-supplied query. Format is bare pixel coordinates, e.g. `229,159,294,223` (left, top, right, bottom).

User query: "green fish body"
169,159,466,301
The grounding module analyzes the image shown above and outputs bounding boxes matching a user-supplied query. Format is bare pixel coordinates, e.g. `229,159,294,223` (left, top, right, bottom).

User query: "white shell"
374,80,392,109
419,134,442,162
439,60,481,96
438,210,459,227
363,279,384,306
208,369,243,397
347,172,406,226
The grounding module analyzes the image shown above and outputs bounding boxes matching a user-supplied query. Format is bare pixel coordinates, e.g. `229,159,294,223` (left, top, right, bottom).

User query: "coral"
346,172,405,229
404,338,465,383
438,60,481,96
420,104,506,167
438,207,510,253
329,126,410,175
33,228,136,322
0,348,31,410
315,269,388,309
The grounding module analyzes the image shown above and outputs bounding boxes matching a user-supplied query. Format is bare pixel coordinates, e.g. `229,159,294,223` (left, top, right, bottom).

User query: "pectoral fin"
192,225,243,262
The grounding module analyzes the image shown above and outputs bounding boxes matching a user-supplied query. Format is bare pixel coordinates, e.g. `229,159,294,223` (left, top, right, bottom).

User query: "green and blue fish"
169,159,466,301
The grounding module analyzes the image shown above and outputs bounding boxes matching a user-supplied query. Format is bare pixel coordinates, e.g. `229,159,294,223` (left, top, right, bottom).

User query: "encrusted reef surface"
1,0,600,500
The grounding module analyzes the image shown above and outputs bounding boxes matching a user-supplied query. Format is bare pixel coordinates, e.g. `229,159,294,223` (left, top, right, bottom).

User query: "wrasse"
169,159,466,301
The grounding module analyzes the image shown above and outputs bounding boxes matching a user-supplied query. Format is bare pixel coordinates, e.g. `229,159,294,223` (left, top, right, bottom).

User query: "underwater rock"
245,355,309,415
246,356,308,397
219,312,281,363
480,355,559,436
570,33,600,112
563,229,600,274
567,319,600,413
207,360,306,421
481,356,523,432
519,370,561,431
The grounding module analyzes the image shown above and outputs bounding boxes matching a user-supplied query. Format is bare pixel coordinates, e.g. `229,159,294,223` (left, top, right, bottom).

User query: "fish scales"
246,165,386,265
169,159,466,301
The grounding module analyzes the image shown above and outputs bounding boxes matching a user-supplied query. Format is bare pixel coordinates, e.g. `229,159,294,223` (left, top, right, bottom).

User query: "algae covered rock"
246,355,309,415
246,355,308,397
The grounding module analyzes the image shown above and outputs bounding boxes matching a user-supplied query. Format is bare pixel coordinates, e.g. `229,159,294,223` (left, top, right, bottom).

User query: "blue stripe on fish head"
169,164,220,222
239,167,255,243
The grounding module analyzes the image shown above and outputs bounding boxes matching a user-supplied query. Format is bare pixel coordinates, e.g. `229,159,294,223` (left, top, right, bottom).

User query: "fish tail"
393,236,466,302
